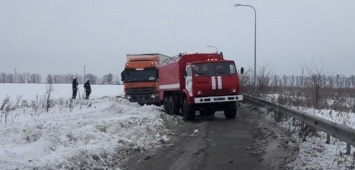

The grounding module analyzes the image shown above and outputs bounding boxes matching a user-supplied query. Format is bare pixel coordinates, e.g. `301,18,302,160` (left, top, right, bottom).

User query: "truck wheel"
164,96,170,114
169,96,179,115
224,102,237,119
182,98,195,121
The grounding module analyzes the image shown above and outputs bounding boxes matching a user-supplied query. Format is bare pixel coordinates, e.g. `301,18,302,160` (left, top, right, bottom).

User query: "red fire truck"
158,52,244,120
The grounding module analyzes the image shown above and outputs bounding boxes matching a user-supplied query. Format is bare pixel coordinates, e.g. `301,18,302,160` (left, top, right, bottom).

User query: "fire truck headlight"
232,88,236,93
126,95,131,100
197,91,202,95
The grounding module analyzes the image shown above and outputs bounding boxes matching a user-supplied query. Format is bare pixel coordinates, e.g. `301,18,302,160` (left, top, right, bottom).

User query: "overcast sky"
1,0,354,77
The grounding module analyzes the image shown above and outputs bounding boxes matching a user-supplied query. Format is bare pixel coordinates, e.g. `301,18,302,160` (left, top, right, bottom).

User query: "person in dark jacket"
72,78,78,99
84,80,91,99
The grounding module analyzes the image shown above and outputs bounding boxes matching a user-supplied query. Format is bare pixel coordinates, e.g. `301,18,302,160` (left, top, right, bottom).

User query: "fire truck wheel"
182,98,195,121
164,96,170,114
224,102,237,119
169,96,179,115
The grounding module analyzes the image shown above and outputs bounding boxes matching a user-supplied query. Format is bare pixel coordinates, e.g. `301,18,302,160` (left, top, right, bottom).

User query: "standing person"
84,80,91,99
72,78,78,99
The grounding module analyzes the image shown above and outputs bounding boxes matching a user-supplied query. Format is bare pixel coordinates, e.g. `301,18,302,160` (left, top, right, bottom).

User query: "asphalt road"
121,104,296,170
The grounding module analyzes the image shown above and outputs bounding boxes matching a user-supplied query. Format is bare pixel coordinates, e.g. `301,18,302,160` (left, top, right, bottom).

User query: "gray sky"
1,0,354,77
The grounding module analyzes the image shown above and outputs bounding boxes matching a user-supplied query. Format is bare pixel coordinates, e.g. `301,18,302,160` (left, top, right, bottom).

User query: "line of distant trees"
2,66,355,88
267,74,355,88
240,66,355,89
0,72,122,85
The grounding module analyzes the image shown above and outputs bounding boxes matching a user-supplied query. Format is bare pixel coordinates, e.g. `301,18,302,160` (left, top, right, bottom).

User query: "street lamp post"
234,4,257,93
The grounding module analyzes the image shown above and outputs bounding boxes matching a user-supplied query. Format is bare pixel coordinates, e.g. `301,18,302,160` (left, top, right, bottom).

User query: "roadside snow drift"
0,84,179,169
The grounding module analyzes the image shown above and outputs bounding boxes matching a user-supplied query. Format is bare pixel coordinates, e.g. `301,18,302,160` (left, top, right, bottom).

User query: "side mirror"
240,67,244,74
121,71,125,82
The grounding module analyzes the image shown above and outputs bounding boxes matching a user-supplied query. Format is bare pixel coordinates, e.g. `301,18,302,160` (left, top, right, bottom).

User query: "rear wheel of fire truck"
168,96,179,115
182,98,195,121
224,102,237,119
164,96,170,114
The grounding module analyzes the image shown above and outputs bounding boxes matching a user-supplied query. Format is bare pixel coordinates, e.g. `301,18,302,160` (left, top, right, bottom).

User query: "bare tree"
282,75,288,86
301,66,305,87
305,61,327,109
107,73,113,84
86,73,98,84
291,75,295,87
0,73,6,83
7,74,14,83
239,67,253,93
45,83,54,112
271,75,279,87
18,74,26,83
46,74,53,84
29,74,41,83
327,75,334,88
102,73,114,84
257,64,272,93
114,74,121,85
23,73,30,83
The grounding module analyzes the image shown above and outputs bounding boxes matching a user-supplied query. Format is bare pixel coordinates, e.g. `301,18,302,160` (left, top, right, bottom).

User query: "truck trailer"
121,53,172,105
158,52,243,120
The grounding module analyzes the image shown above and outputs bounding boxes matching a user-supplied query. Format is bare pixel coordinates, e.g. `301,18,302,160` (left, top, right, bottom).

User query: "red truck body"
158,52,243,120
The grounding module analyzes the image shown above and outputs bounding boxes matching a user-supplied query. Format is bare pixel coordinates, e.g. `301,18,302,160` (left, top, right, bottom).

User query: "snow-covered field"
0,83,123,102
0,83,180,169
0,83,354,169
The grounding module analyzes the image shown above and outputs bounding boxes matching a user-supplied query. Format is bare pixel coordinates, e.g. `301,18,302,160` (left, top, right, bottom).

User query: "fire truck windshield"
124,69,158,82
192,62,236,77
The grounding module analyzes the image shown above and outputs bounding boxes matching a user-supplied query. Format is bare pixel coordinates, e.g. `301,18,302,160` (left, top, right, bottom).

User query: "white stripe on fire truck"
159,84,180,90
217,76,222,89
211,76,216,90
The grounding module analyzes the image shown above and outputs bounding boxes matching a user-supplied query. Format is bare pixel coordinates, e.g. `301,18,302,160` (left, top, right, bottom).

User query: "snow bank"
0,84,181,169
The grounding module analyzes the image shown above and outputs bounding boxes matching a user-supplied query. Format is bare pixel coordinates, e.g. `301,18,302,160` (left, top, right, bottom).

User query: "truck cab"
186,61,241,100
121,53,171,105
184,60,243,116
